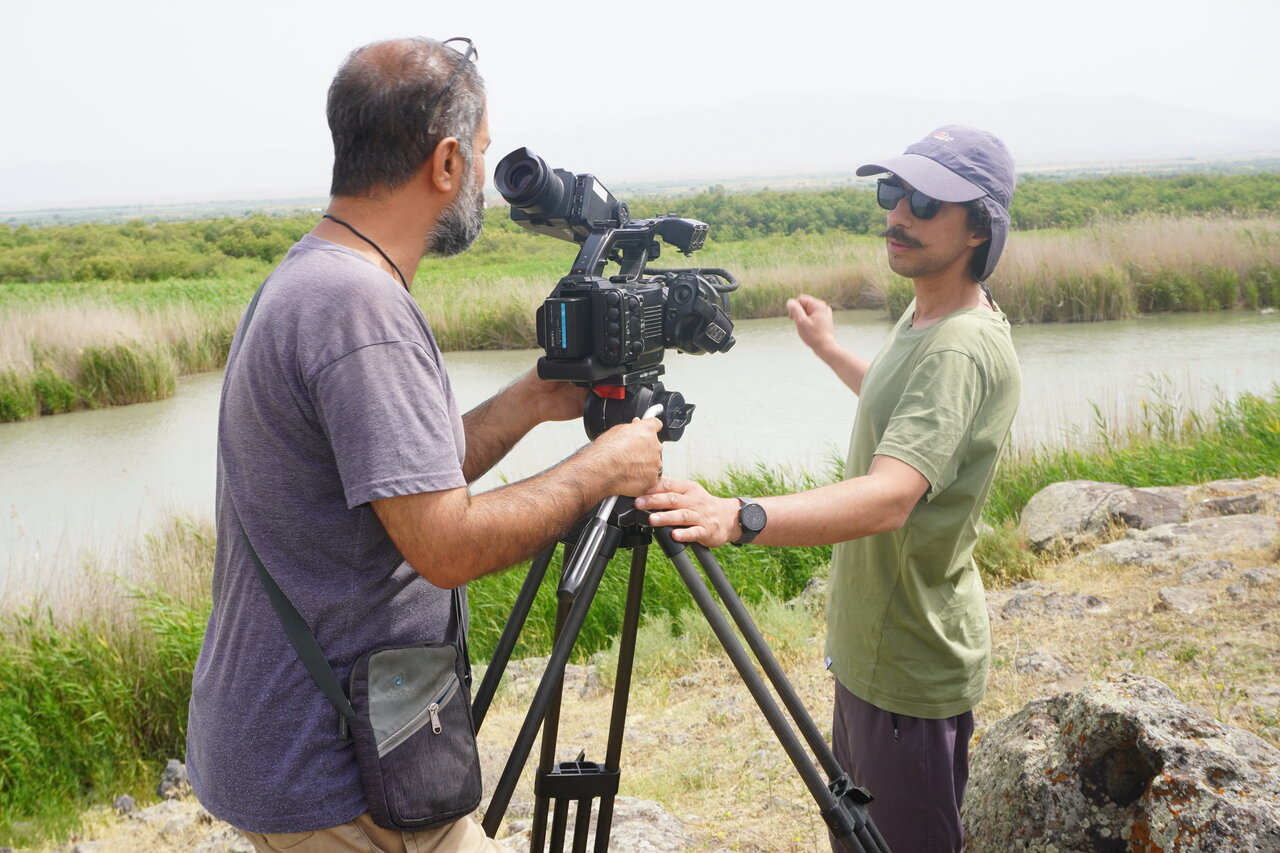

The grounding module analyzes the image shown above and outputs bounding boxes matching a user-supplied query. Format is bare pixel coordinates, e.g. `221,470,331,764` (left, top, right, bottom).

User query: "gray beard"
426,174,485,258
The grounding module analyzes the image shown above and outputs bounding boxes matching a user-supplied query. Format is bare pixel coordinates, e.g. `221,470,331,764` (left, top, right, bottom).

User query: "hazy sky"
2,0,1277,210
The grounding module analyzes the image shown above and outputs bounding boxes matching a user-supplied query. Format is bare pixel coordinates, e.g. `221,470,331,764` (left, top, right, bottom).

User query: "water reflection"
2,310,1277,595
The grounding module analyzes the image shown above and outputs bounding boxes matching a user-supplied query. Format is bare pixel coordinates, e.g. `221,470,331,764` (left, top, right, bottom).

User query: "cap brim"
856,153,985,203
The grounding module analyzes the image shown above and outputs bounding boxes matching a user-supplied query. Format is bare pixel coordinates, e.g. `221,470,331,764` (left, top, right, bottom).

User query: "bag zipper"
378,673,460,755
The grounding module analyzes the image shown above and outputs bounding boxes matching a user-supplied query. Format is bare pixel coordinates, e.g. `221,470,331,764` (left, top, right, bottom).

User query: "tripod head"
581,368,694,443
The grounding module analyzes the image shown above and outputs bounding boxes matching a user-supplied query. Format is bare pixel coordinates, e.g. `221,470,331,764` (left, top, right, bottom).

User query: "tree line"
2,173,1278,284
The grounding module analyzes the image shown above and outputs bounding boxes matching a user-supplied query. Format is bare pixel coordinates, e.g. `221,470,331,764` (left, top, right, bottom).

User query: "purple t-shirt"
187,235,467,832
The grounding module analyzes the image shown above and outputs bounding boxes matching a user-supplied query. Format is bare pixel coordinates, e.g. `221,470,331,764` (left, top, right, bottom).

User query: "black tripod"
471,491,890,852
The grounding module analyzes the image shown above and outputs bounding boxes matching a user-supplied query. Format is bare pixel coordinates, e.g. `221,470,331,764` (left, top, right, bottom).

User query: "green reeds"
0,519,213,846
0,302,240,421
985,384,1280,525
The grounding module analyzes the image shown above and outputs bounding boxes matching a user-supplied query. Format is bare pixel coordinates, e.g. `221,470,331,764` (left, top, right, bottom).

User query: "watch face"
740,502,767,532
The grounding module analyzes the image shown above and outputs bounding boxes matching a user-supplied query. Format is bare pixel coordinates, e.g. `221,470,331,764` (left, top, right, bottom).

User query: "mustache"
879,226,923,249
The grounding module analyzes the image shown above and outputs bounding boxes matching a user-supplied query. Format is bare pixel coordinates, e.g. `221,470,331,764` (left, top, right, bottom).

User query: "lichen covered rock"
965,674,1280,852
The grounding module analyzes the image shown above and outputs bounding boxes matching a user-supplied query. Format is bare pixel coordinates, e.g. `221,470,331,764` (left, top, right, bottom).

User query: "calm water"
3,309,1278,597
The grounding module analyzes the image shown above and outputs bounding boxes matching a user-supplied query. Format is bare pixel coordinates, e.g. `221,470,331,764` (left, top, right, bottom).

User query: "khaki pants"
242,812,508,853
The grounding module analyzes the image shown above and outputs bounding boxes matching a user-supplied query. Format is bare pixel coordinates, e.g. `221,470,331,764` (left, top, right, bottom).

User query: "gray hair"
326,38,485,197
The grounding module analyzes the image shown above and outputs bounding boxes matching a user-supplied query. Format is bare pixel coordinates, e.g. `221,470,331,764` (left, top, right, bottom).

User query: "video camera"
494,147,737,440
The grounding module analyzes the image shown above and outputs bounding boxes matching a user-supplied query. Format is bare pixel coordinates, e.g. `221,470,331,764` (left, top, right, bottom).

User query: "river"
2,309,1278,599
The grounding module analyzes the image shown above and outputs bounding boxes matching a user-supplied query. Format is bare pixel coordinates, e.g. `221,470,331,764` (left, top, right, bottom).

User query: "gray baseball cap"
856,125,1016,281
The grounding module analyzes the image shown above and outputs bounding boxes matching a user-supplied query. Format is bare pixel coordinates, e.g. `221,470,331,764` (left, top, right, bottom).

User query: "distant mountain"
524,92,1280,185
3,93,1277,220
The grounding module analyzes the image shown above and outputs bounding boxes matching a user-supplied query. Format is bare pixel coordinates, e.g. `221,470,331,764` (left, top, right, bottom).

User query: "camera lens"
508,164,536,193
495,147,565,218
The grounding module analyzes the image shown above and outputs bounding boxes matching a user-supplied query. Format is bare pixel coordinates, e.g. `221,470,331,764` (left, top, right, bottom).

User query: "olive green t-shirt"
825,301,1021,719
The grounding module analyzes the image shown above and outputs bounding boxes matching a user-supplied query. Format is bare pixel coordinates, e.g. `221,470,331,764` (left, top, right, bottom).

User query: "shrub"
0,371,37,421
77,343,177,407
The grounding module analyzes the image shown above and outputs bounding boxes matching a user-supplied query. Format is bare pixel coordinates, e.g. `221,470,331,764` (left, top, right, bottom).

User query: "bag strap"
236,505,359,730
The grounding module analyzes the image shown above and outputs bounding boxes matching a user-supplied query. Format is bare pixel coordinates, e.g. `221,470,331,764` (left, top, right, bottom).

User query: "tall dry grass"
992,215,1280,321
0,301,238,419
4,214,1277,422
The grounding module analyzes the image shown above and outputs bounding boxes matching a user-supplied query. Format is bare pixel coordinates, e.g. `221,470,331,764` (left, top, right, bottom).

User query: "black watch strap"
732,497,767,546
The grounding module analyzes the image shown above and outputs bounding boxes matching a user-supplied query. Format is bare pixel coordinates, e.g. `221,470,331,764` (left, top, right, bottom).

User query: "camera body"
495,147,736,388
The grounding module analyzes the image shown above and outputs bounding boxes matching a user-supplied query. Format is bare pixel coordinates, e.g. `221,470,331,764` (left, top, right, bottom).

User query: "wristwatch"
732,497,767,546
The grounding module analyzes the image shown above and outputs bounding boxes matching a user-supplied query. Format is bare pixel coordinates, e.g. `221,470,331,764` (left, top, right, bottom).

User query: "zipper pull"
429,702,442,734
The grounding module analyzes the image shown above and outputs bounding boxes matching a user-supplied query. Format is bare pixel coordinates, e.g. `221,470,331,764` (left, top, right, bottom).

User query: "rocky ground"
20,477,1280,852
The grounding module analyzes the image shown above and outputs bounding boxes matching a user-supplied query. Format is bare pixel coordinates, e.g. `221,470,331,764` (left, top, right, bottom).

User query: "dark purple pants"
829,681,974,853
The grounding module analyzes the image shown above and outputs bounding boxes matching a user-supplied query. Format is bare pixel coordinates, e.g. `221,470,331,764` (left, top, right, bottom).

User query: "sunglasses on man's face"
877,179,943,220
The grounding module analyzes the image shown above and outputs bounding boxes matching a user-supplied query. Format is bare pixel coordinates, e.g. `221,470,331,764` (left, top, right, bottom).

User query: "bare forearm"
377,448,615,587
753,476,913,546
460,389,537,483
375,418,663,587
811,341,869,396
639,456,928,548
445,453,615,582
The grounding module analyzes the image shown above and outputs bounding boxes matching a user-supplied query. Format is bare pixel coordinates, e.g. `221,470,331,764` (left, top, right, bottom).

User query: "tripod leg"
653,528,881,853
473,543,556,731
592,543,648,852
531,595,574,851
572,799,593,852
687,543,891,852
688,542,843,780
482,525,622,839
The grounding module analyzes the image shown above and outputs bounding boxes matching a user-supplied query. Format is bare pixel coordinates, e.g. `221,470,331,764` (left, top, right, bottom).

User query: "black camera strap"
228,276,470,737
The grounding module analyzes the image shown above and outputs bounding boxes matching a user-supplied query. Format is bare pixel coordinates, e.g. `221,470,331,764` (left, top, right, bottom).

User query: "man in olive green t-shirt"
639,125,1021,852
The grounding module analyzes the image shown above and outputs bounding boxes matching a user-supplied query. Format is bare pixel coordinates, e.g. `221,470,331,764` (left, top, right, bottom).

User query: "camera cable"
321,213,408,290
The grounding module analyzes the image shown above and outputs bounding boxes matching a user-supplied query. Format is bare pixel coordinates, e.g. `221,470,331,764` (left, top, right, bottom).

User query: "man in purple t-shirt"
186,37,663,851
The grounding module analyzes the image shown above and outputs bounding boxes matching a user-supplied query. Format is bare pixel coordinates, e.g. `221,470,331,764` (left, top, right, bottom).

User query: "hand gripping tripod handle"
557,404,663,600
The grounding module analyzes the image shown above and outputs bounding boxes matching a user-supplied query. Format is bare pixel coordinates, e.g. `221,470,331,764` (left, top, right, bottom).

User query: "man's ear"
426,137,463,194
967,232,991,249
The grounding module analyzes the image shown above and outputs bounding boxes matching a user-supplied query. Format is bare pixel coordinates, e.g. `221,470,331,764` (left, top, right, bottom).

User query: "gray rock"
1227,584,1249,602
1083,514,1280,568
965,673,1280,852
1014,652,1070,678
1200,476,1279,495
1192,492,1264,518
1157,586,1214,614
785,576,827,614
1110,485,1191,529
1019,481,1193,553
112,793,136,815
193,825,256,853
1019,480,1130,551
1001,581,1109,620
156,758,190,800
1180,559,1232,584
1243,566,1280,587
491,657,605,704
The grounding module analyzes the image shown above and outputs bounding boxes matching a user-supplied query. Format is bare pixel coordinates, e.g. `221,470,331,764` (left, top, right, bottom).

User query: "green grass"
985,384,1280,525
0,520,213,846
466,464,837,664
